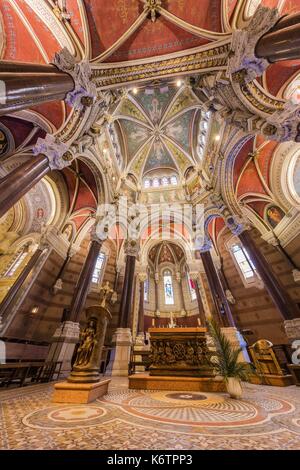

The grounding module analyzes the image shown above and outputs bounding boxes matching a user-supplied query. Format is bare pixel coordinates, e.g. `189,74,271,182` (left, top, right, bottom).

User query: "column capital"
189,271,199,282
124,239,140,258
198,236,213,253
225,215,249,236
228,6,279,82
53,47,96,110
33,134,74,170
137,272,148,283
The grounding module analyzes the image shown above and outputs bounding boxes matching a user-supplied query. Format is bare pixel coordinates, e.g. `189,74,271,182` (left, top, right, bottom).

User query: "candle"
197,318,201,326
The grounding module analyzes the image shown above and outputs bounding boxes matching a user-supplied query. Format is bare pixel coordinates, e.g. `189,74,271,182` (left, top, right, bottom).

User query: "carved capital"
33,134,74,170
228,6,279,82
198,237,212,253
54,47,97,110
225,215,248,236
124,239,140,258
138,272,148,283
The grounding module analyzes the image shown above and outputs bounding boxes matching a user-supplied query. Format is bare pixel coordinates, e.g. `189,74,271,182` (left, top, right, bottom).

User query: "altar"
148,327,214,377
129,327,226,392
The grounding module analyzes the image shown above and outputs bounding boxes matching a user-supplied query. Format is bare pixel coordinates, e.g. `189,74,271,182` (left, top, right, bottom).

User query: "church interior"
0,0,300,451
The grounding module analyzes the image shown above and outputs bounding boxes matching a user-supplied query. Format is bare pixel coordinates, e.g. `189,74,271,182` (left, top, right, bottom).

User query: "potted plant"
207,319,253,399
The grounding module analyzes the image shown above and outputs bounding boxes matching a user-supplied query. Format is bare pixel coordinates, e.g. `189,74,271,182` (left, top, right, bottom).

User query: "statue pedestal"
52,379,110,403
105,328,132,376
221,327,251,363
46,321,80,377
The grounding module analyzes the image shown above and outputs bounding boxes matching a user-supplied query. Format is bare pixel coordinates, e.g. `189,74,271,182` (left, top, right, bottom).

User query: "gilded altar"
148,327,214,378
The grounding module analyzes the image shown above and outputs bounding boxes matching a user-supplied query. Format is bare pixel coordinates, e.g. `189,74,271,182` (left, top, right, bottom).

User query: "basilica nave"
0,0,300,452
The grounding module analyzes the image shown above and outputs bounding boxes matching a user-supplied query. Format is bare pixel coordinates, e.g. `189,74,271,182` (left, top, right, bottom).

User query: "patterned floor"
0,378,300,450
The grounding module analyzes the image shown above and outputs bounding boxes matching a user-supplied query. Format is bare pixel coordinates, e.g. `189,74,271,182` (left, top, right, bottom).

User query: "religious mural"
115,85,199,178
265,205,285,228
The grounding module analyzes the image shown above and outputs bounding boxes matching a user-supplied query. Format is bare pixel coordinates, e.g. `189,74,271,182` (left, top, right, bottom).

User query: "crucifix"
99,281,114,308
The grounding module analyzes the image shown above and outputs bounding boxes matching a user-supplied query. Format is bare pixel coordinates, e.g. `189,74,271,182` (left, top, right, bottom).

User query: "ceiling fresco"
112,84,199,178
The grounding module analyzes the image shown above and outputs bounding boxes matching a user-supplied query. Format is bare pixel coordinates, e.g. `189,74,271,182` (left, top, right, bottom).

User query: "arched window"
162,176,168,186
231,244,255,280
144,276,149,302
188,274,197,301
4,249,28,277
144,178,151,188
153,177,159,188
170,175,177,185
163,270,174,305
92,252,106,284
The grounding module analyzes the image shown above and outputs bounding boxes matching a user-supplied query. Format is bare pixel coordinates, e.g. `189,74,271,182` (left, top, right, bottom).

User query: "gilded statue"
74,319,97,366
99,281,114,308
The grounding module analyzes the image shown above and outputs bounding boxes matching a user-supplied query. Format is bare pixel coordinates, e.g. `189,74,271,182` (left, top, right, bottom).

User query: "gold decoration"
143,0,162,22
74,319,97,367
99,281,114,308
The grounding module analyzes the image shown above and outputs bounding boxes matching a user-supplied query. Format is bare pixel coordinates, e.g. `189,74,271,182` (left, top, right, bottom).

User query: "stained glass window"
144,276,149,302
163,270,174,305
188,275,197,301
5,250,28,277
92,252,106,284
231,244,255,279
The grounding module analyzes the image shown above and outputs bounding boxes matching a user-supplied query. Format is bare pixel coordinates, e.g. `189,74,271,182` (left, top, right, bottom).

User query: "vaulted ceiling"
109,82,206,179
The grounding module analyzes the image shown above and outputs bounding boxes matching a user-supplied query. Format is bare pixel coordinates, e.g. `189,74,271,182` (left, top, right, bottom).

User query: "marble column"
0,154,50,219
47,232,103,375
256,13,300,62
0,63,75,116
238,230,297,321
119,240,139,329
189,272,207,326
0,246,45,324
200,245,236,328
137,277,146,338
108,239,139,376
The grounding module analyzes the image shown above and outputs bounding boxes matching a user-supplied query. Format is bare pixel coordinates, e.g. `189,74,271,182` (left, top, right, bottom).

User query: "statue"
74,319,97,367
99,281,114,308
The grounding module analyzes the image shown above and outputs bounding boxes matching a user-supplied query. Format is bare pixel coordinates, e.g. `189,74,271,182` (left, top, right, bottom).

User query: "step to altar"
129,373,226,392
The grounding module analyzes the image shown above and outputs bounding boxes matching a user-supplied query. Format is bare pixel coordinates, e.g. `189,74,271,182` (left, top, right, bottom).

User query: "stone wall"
217,228,300,345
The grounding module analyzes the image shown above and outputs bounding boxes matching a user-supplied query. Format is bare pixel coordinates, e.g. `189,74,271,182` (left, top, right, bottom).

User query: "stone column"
137,274,147,340
256,13,300,62
47,231,103,375
200,242,236,328
107,239,139,377
0,135,75,220
189,272,207,326
0,63,75,116
0,245,46,325
133,272,149,372
0,154,50,219
176,271,186,317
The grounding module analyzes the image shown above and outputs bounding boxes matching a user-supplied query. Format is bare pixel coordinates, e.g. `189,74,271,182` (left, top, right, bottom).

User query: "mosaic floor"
0,378,300,450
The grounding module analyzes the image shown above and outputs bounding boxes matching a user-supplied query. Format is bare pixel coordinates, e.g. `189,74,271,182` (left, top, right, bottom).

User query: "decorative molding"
124,239,140,258
33,134,73,170
54,48,96,110
228,6,279,82
143,0,162,23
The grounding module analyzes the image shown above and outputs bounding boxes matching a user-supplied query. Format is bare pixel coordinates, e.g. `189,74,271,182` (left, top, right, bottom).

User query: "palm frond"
207,319,252,381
